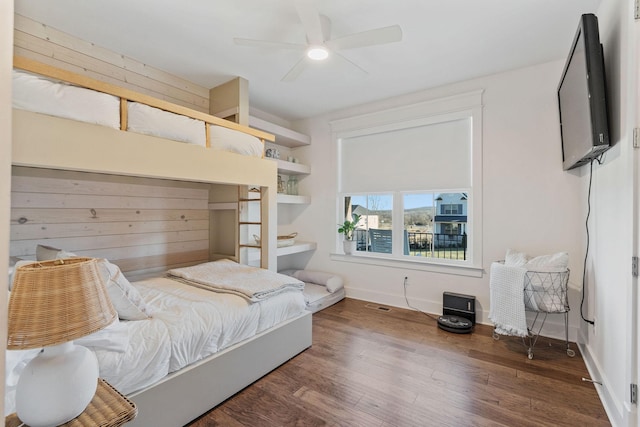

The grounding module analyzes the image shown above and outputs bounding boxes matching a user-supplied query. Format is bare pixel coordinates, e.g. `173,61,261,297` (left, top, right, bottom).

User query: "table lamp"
7,257,117,427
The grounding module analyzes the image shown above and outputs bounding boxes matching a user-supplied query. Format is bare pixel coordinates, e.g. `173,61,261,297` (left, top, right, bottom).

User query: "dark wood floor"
188,298,610,427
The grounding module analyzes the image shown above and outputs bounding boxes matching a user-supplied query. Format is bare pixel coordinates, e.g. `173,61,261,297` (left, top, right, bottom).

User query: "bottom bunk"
5,259,312,426
128,310,311,427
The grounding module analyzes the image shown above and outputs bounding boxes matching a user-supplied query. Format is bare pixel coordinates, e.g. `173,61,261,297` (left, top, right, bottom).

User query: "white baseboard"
577,329,627,427
345,285,579,342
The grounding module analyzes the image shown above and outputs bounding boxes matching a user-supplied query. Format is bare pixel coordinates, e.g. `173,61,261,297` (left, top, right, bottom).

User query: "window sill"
329,253,484,278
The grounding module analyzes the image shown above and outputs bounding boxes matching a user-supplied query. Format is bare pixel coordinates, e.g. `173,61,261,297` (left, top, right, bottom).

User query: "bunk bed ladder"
237,186,263,266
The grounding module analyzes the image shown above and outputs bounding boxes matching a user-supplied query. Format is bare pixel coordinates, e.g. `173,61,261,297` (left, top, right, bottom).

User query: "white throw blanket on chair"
489,262,528,337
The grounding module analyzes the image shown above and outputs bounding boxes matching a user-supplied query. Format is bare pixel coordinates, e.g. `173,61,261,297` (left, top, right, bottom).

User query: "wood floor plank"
187,298,610,427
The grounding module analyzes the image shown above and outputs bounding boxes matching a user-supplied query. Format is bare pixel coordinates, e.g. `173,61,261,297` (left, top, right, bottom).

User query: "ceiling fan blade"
332,51,368,76
326,25,403,50
234,38,306,50
281,57,309,82
294,0,325,44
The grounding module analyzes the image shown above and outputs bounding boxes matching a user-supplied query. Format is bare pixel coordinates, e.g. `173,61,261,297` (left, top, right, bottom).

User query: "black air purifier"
437,292,475,334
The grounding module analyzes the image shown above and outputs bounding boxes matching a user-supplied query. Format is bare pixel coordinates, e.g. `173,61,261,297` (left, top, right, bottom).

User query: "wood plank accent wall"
13,14,210,113
10,167,212,277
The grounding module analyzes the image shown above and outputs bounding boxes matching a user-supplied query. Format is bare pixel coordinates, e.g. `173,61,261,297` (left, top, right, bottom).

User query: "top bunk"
11,56,277,188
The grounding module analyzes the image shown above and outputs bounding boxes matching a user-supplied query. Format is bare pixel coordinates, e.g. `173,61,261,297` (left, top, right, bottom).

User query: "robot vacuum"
437,314,474,334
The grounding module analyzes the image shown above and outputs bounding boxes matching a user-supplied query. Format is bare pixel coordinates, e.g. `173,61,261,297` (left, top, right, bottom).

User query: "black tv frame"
558,13,610,171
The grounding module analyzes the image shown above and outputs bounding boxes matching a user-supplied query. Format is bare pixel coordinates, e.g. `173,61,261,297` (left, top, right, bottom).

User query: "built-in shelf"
247,115,315,261
277,241,317,256
272,159,310,175
277,194,311,204
249,116,311,148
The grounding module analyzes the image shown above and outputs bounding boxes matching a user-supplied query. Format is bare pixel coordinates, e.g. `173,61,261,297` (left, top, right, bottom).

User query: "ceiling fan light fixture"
307,46,329,61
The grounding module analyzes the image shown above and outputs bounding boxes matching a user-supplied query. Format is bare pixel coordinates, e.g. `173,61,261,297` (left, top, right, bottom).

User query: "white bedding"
302,282,346,313
5,275,305,414
100,277,305,384
210,124,264,157
127,101,206,147
12,70,120,129
280,269,346,313
94,316,171,395
12,69,264,156
168,259,305,302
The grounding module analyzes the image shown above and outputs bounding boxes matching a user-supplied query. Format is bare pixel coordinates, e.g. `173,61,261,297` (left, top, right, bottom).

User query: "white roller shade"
339,117,471,193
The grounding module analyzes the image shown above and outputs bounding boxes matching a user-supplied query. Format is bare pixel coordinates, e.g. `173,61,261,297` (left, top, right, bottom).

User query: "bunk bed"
8,57,312,426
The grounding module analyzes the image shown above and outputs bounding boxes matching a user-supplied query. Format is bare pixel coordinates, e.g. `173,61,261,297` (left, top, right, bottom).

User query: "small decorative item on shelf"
265,148,280,159
338,214,361,255
254,232,298,247
277,175,285,193
287,176,298,195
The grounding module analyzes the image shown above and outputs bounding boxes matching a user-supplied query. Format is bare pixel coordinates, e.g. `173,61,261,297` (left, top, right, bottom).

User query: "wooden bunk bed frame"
10,57,312,426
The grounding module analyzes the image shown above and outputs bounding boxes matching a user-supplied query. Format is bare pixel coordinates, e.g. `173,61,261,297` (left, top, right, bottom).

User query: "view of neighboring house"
433,193,467,248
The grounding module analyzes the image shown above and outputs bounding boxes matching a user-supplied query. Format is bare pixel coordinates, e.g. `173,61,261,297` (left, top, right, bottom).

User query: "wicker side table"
5,378,137,427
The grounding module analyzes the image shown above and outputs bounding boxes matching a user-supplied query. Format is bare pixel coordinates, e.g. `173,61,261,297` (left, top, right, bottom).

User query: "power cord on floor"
403,276,439,321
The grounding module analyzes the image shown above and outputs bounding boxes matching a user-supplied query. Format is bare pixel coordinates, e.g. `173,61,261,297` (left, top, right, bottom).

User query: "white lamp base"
16,341,99,427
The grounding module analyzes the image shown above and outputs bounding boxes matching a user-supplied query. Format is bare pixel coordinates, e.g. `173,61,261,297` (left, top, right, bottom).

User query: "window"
332,91,482,272
345,191,468,261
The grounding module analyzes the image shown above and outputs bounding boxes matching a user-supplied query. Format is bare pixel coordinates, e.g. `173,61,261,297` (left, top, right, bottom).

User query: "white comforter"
168,259,305,302
112,277,305,383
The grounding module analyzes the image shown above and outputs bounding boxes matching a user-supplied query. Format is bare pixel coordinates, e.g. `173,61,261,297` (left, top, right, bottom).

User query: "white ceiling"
15,0,602,121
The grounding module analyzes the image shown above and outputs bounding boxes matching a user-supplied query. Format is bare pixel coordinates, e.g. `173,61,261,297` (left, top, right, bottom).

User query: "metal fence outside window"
354,229,467,260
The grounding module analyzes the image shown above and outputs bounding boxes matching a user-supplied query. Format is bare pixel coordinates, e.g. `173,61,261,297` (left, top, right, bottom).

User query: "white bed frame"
128,311,312,426
10,57,311,425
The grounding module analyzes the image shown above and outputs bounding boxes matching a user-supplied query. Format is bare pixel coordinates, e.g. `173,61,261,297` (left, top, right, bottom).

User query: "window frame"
330,90,483,277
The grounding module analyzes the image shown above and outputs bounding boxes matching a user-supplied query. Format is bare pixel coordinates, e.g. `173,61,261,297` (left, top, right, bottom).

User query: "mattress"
12,69,264,156
303,282,346,313
12,69,120,129
278,269,346,313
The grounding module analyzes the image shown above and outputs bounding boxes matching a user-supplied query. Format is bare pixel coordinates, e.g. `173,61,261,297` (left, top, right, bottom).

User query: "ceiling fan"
233,0,403,82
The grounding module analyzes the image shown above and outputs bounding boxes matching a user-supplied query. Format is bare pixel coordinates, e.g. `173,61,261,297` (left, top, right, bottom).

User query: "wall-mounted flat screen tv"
558,13,610,171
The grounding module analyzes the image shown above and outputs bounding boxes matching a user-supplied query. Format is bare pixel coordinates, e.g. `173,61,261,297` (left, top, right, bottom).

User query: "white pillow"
291,270,344,293
210,125,264,157
504,249,530,267
12,69,120,129
36,244,77,261
33,246,150,320
127,101,206,146
525,252,569,273
96,259,152,321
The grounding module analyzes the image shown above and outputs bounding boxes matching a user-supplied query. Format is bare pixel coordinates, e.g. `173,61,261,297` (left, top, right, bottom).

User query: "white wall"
579,0,636,425
0,0,14,418
287,1,636,425
291,59,585,339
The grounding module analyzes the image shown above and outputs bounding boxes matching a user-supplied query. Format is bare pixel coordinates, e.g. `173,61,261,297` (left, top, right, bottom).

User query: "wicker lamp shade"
8,257,117,350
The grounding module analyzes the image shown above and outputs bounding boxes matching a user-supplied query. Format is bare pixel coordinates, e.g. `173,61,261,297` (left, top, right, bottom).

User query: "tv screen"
558,14,610,171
